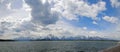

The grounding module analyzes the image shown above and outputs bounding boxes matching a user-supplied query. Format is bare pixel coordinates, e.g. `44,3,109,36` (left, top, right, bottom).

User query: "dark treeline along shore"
0,39,15,41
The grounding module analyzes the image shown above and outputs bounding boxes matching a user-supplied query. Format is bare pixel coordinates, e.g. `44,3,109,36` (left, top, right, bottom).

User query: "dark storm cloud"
25,0,58,26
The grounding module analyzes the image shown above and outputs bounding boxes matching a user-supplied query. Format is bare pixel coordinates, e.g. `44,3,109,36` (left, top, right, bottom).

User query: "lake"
0,41,118,52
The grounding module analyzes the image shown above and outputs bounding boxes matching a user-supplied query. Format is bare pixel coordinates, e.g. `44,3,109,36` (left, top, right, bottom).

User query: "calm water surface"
0,41,118,52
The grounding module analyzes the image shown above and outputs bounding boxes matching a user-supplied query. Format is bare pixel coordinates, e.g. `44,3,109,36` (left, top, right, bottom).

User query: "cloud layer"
0,0,120,40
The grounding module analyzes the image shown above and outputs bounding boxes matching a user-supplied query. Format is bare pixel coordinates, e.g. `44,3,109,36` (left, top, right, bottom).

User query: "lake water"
0,41,118,52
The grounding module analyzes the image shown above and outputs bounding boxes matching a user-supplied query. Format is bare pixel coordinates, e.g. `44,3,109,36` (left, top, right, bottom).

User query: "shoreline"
0,40,118,42
100,42,120,52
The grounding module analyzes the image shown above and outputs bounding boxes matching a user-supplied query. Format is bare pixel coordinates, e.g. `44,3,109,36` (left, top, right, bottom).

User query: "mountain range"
13,34,117,41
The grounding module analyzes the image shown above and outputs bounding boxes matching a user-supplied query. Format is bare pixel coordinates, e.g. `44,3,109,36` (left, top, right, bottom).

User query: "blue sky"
63,0,120,31
0,0,120,40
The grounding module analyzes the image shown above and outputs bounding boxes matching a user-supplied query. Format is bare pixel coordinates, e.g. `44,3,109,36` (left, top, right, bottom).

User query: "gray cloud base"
25,0,58,26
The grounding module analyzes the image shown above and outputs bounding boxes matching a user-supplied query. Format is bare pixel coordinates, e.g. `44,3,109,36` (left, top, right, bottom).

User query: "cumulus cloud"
25,0,58,26
102,16,119,24
51,0,106,20
0,0,31,38
110,0,120,8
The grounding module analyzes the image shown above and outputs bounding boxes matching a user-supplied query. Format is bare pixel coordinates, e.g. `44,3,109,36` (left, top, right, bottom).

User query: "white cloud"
51,0,106,20
0,0,31,38
41,0,47,4
110,0,120,8
83,27,87,30
89,31,97,35
103,16,119,24
0,0,31,28
92,21,98,25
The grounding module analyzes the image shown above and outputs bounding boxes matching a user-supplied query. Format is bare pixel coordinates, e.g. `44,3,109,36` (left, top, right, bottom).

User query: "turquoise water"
0,41,118,52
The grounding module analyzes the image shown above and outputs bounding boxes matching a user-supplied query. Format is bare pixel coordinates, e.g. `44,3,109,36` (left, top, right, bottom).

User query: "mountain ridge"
12,34,118,41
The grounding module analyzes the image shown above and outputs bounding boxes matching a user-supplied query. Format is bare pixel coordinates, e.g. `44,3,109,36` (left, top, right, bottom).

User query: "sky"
0,0,120,40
